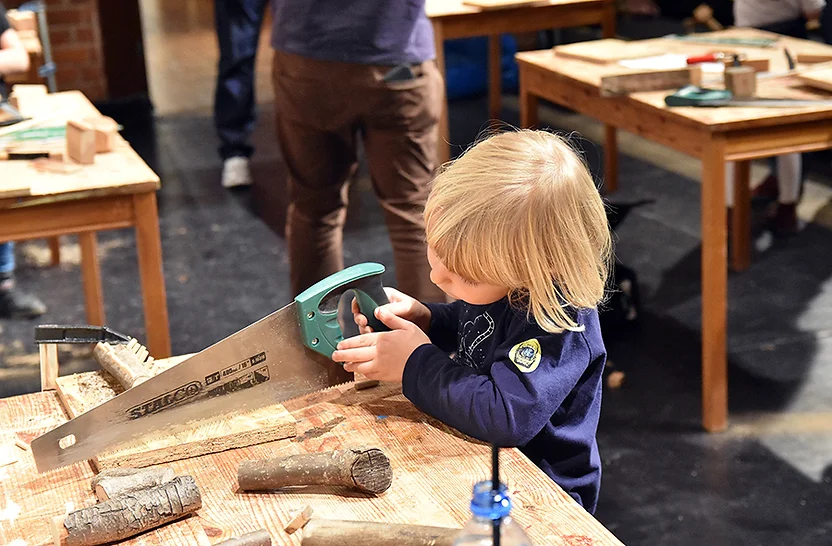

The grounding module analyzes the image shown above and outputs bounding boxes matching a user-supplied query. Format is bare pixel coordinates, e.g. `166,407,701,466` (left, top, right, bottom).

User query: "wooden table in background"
516,29,832,431
426,0,616,162
0,382,624,545
0,91,171,357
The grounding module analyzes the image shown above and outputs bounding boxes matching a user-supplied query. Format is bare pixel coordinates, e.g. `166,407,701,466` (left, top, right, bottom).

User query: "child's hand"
352,287,431,334
332,307,430,382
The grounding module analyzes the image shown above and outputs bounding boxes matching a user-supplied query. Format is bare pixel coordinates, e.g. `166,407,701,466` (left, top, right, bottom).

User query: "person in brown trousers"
269,0,446,302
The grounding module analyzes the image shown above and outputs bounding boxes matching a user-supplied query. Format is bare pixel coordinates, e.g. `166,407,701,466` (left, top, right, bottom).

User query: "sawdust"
6,539,28,546
0,496,21,526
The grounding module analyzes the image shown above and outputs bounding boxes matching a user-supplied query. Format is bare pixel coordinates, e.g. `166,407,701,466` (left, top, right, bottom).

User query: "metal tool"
30,262,390,473
18,1,57,92
664,34,778,49
665,85,832,107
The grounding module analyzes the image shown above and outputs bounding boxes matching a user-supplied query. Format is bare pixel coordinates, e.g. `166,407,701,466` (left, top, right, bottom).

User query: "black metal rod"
492,444,500,546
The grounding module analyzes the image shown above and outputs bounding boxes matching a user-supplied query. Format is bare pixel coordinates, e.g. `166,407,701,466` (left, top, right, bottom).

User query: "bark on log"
301,519,459,546
55,475,201,546
93,341,153,389
213,529,272,545
238,446,392,495
90,466,176,501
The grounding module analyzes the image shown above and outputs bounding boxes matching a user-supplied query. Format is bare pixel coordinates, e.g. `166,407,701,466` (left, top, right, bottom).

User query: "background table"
0,382,624,545
517,29,832,431
0,91,171,357
427,0,616,162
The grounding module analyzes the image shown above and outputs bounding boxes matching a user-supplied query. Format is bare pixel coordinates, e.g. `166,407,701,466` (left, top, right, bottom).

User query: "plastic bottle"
453,480,533,546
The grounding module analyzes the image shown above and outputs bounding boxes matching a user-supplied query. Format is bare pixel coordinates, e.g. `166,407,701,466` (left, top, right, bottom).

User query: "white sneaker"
221,156,252,188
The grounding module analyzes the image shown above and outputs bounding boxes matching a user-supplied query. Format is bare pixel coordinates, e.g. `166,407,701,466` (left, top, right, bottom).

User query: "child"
332,130,612,514
0,2,46,319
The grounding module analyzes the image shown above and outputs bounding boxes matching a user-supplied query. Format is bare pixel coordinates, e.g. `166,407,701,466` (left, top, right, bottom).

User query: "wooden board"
53,355,297,471
462,0,549,10
795,65,832,93
1,385,624,546
554,38,663,63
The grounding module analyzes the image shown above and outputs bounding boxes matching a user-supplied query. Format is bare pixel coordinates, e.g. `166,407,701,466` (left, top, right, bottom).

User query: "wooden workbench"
0,91,171,357
0,382,624,545
516,29,832,431
426,0,616,162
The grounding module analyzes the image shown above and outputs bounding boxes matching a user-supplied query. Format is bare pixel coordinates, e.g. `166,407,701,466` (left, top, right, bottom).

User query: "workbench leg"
518,67,538,129
433,21,450,165
701,139,729,432
731,161,751,271
48,236,61,266
78,231,105,326
134,191,171,358
602,0,617,38
488,35,502,125
604,125,618,193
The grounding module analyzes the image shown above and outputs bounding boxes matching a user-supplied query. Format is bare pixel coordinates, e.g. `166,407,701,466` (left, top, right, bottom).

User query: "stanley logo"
128,381,203,420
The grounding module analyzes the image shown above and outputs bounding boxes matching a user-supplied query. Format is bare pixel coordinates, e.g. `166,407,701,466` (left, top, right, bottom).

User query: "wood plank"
3,386,624,546
795,64,832,92
463,0,549,9
53,355,297,471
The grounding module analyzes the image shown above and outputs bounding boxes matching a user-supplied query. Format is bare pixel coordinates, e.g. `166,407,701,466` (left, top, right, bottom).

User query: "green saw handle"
295,263,390,358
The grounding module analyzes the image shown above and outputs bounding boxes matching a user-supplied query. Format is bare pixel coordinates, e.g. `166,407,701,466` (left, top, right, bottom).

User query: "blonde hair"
424,129,612,333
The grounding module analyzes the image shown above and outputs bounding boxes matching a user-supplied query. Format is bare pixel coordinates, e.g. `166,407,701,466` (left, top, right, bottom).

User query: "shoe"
221,156,252,188
751,174,779,203
0,277,47,319
768,203,801,237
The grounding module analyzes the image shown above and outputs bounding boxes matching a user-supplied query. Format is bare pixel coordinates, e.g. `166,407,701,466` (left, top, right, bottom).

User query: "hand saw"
31,262,390,473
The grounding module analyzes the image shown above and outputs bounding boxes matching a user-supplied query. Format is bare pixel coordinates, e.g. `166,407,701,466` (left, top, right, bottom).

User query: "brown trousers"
272,51,445,302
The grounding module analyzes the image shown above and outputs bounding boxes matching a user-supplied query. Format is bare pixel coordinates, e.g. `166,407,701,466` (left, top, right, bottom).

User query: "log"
301,519,459,546
52,475,201,546
214,529,272,545
93,340,153,389
90,466,175,501
238,446,392,495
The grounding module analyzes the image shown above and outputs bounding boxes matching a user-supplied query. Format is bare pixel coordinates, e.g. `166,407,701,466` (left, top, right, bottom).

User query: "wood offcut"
52,475,201,546
90,466,175,501
301,519,459,546
600,68,695,97
238,446,393,495
93,339,154,389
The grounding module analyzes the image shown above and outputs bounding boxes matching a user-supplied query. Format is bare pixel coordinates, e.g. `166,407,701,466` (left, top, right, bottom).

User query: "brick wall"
6,0,108,100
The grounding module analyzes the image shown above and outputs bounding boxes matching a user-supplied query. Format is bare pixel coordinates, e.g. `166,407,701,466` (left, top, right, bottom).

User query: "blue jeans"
0,242,14,275
213,0,268,160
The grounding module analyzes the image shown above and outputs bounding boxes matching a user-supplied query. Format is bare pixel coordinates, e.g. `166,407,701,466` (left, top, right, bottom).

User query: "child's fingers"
332,346,376,364
345,361,377,377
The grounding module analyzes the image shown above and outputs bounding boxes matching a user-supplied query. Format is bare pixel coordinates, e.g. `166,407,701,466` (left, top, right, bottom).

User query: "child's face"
427,246,508,305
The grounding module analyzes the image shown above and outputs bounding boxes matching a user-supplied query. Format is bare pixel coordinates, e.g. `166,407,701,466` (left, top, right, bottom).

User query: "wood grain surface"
426,0,601,18
0,382,624,546
795,63,832,92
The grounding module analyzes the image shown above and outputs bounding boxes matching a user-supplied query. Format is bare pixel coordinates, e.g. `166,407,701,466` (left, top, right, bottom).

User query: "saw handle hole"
59,434,76,450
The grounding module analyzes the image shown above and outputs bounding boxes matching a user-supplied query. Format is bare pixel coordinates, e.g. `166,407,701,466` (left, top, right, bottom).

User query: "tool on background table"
664,34,778,48
30,263,390,473
665,85,832,107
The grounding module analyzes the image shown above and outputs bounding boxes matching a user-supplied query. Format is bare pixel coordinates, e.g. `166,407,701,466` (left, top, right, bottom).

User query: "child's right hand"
352,287,431,335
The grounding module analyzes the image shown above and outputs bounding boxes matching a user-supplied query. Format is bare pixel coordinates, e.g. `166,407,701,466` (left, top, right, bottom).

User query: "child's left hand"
332,307,430,382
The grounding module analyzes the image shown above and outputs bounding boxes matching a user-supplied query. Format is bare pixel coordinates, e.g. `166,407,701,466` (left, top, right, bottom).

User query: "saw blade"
31,303,351,473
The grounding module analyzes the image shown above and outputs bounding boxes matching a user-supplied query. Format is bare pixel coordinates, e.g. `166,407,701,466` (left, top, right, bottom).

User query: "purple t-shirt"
270,0,435,65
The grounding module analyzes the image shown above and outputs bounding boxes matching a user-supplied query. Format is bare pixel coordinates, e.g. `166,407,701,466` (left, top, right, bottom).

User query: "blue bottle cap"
470,480,512,520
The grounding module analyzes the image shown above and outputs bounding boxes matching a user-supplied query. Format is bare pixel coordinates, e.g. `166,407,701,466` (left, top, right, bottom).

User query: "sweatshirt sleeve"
801,0,826,16
423,300,462,353
402,318,593,447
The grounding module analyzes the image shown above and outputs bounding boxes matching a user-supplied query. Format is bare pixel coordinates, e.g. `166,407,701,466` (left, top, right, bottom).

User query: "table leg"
78,231,105,326
433,21,450,165
602,0,617,38
732,161,751,271
488,35,502,125
133,191,171,358
701,139,729,432
604,125,618,192
518,70,538,129
48,236,60,266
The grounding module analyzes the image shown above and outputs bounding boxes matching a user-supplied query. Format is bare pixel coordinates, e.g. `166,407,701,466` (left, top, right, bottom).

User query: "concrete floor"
1,5,831,545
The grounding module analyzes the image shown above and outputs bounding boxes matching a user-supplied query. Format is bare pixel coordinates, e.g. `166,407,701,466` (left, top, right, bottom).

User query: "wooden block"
725,66,757,99
85,116,119,153
66,120,95,164
726,57,769,73
7,9,37,32
39,343,58,391
600,68,694,96
797,53,832,64
54,359,298,470
285,506,314,534
689,64,704,87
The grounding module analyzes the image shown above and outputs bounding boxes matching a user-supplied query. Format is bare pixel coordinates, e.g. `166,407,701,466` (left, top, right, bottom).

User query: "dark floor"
3,15,832,546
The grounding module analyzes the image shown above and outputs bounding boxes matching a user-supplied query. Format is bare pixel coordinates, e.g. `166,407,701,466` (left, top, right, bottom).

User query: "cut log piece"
214,529,272,545
284,505,314,534
53,475,201,546
93,340,153,389
90,466,175,501
238,446,392,495
301,519,459,546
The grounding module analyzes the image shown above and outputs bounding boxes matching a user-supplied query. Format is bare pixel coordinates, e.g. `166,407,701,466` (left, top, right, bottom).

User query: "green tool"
666,85,832,107
664,34,778,48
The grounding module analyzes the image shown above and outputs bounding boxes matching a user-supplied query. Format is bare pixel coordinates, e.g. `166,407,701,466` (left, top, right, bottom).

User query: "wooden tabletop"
517,28,832,131
0,91,160,201
0,383,624,545
426,0,605,18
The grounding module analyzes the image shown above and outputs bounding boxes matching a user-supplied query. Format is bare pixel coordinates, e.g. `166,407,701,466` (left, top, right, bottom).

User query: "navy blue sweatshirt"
402,298,605,513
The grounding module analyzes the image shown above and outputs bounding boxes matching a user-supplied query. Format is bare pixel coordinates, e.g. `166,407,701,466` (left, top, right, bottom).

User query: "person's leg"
361,61,447,303
772,153,802,234
214,0,268,187
0,242,46,319
272,53,360,296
